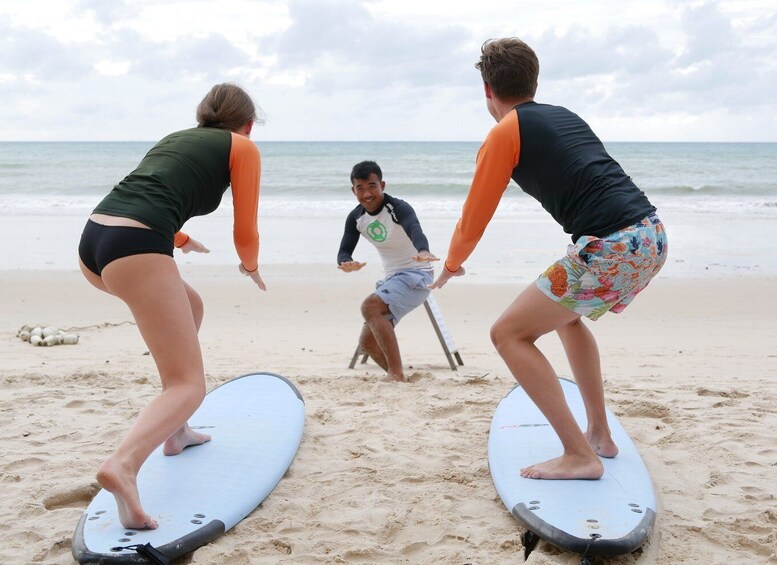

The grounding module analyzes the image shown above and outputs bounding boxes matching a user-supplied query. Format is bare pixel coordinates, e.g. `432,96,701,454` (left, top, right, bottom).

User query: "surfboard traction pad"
490,378,657,559
71,372,304,564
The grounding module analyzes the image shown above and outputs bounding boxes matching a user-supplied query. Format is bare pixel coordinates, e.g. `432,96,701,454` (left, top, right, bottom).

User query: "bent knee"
180,378,207,407
192,377,207,399
490,318,536,351
361,294,387,319
489,321,507,350
185,285,204,321
162,371,206,397
189,290,203,316
556,317,585,339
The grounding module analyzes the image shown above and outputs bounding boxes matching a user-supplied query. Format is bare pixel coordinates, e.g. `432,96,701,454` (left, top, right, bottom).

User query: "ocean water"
1,141,776,279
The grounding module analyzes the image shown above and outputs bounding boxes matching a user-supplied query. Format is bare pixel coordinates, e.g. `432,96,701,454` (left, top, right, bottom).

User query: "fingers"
412,254,440,262
182,239,210,254
429,265,465,289
337,261,366,272
238,264,266,290
251,272,267,291
429,272,450,289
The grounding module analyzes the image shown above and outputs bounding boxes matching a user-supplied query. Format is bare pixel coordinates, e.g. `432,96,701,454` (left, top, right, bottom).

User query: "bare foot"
520,453,604,480
163,424,211,456
96,459,158,529
379,373,406,383
585,430,619,458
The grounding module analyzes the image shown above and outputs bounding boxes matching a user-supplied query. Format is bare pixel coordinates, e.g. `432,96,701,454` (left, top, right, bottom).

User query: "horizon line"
1,139,776,144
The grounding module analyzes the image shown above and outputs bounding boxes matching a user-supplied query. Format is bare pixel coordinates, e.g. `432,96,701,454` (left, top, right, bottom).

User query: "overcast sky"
1,0,775,142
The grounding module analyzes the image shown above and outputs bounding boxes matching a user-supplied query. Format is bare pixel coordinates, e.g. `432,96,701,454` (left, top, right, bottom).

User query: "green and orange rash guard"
93,127,261,271
444,111,519,272
444,101,655,273
228,133,261,272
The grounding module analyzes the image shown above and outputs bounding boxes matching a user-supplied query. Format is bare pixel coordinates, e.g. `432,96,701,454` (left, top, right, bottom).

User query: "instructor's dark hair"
196,83,265,131
476,38,539,99
350,160,383,184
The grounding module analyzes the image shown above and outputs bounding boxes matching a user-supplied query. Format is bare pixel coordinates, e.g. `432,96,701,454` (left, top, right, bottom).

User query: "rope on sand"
62,321,136,332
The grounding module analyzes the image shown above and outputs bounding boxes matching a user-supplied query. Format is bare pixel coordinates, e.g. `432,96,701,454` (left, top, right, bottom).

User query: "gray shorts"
374,269,433,324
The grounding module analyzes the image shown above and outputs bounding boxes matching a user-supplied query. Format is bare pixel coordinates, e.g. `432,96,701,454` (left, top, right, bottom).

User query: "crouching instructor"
77,83,265,529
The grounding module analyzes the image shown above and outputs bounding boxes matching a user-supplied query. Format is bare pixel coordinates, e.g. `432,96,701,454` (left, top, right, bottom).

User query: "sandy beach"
1,265,775,564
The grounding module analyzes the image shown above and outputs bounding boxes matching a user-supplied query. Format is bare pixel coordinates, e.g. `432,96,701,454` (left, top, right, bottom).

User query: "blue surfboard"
488,377,656,559
72,372,305,563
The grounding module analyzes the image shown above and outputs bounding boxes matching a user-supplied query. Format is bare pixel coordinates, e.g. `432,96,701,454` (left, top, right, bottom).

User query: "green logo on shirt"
367,220,387,242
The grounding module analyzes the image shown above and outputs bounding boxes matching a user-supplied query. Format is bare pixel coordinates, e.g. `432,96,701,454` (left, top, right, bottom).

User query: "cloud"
666,2,776,111
529,1,777,125
74,0,134,25
1,9,253,84
534,24,671,81
106,30,253,81
262,0,475,93
0,19,93,80
0,0,775,141
677,2,735,65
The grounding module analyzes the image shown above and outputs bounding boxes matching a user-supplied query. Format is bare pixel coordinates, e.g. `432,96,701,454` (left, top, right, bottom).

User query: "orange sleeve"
229,132,261,272
173,231,190,248
444,111,521,272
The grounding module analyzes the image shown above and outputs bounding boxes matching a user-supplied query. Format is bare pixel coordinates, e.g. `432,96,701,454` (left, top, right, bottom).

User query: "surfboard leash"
109,543,171,565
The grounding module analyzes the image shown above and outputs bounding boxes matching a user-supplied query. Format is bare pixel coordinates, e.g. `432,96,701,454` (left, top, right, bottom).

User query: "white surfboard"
488,377,656,559
72,372,305,564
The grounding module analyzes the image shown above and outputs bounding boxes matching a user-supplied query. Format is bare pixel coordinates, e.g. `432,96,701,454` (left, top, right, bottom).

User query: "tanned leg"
92,254,208,528
557,318,618,458
358,322,388,371
490,284,603,480
162,280,211,456
361,294,405,382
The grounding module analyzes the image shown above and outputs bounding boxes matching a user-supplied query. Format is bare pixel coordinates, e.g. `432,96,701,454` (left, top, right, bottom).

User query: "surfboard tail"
512,503,656,557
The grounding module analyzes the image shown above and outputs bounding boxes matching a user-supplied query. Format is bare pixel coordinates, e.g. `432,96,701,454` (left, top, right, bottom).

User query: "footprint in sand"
3,456,46,473
42,484,98,511
270,539,292,555
618,399,671,419
426,404,464,418
696,387,749,398
406,371,432,383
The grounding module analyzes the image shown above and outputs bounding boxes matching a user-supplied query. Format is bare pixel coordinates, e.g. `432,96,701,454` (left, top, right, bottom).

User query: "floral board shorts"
536,213,668,321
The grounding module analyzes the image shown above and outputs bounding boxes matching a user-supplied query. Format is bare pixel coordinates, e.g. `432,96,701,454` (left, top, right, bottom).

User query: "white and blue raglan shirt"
337,193,433,277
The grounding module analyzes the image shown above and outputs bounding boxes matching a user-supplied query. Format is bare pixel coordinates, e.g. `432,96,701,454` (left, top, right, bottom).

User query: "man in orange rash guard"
77,83,264,530
431,39,667,481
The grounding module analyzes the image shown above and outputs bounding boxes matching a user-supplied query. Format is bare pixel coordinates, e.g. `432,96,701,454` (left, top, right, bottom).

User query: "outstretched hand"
338,261,366,273
412,250,440,263
181,238,210,254
239,264,267,291
429,265,465,289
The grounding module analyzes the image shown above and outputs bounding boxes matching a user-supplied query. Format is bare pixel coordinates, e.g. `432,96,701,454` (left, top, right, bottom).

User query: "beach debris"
16,325,79,346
